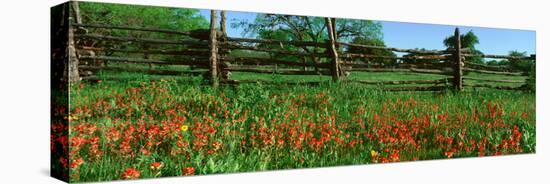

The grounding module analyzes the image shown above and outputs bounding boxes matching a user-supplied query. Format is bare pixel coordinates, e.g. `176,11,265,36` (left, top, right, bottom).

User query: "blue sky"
199,10,535,56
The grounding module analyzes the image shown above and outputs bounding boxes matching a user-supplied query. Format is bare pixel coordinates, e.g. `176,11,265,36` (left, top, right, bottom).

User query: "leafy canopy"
80,2,208,35
232,14,387,65
443,30,484,63
77,2,209,61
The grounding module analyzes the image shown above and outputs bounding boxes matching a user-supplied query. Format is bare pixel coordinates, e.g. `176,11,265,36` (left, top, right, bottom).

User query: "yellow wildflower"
371,150,379,158
68,114,79,121
180,125,189,132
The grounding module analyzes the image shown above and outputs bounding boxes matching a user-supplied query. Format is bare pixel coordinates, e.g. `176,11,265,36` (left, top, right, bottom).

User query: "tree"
508,50,534,72
486,59,508,65
236,14,382,43
443,30,484,63
233,14,384,70
401,48,442,64
347,37,396,66
506,51,536,92
80,2,208,36
78,2,209,62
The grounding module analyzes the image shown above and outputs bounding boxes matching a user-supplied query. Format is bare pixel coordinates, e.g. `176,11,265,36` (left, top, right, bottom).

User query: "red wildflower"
521,112,529,120
121,168,140,179
70,158,84,169
445,150,455,158
150,162,163,170
389,150,400,162
71,136,86,148
212,141,222,151
182,167,195,176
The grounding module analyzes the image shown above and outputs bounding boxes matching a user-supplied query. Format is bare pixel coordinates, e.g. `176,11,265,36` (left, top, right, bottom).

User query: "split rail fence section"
67,5,535,92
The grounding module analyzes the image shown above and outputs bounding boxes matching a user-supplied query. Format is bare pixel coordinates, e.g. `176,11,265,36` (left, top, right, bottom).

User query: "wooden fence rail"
79,55,209,66
464,54,535,60
77,46,210,56
71,23,193,36
75,34,209,46
338,42,450,55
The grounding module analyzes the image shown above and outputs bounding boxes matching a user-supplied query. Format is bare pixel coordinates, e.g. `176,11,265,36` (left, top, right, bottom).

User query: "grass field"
90,63,529,87
56,66,535,182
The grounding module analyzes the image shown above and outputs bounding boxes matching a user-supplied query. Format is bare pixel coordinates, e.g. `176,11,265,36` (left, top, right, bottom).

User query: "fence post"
325,18,340,82
219,10,230,81
331,18,346,77
67,1,80,84
220,11,226,34
209,10,219,88
453,27,463,91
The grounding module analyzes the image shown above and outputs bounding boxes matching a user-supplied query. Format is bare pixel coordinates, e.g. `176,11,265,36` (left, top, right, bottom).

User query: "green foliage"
233,14,385,67
348,37,396,65
526,63,536,92
443,30,484,63
235,14,383,42
68,77,535,182
508,51,534,72
79,2,208,36
401,48,442,63
257,28,307,62
443,30,479,49
506,51,535,92
486,59,507,65
229,50,270,58
78,2,209,62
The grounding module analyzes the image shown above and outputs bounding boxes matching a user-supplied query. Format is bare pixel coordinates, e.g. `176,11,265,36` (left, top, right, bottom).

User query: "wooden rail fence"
67,3,535,92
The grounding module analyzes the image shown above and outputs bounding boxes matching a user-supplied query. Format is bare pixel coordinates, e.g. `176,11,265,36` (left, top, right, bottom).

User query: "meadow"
59,70,536,182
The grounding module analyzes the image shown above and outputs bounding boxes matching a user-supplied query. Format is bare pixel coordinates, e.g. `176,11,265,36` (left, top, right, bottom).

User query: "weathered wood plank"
226,37,323,47
464,54,535,60
341,61,449,69
226,67,331,75
462,77,525,83
221,79,325,85
71,23,192,36
81,75,198,82
463,67,526,76
75,34,208,46
341,53,450,60
79,66,206,76
463,83,526,90
79,55,209,66
221,57,330,68
347,78,450,85
76,46,209,56
338,42,447,55
349,67,452,75
222,43,329,57
463,61,521,72
382,85,447,92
